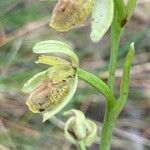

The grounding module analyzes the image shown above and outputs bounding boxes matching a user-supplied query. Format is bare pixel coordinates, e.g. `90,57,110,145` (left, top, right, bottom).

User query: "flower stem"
108,27,122,94
77,68,116,109
100,44,135,150
78,141,86,150
108,0,126,94
100,108,116,150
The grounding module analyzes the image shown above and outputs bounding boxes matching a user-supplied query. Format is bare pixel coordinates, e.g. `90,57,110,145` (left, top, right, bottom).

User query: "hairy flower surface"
26,71,73,113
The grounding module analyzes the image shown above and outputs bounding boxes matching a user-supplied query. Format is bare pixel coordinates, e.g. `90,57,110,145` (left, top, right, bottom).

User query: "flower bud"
64,109,97,146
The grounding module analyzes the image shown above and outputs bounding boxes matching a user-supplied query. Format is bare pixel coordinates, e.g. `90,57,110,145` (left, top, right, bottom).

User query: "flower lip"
50,0,95,32
26,77,71,113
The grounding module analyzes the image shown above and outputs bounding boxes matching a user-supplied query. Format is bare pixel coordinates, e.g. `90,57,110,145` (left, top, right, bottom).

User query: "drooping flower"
50,0,95,32
22,40,79,122
49,0,115,43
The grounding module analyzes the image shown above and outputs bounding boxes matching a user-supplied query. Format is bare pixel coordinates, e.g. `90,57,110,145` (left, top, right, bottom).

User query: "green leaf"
126,0,137,19
22,71,47,93
42,75,78,122
33,40,79,66
90,0,114,42
118,43,135,109
110,43,135,117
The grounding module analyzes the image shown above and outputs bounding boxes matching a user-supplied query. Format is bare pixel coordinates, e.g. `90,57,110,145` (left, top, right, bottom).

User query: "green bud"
64,109,97,146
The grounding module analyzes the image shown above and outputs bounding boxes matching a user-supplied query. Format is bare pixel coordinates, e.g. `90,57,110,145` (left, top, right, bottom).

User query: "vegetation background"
0,0,150,150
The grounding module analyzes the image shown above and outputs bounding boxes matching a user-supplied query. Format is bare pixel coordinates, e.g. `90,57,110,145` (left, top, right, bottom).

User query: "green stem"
77,68,116,109
108,0,126,94
100,108,116,150
108,28,123,94
100,44,135,150
78,141,86,150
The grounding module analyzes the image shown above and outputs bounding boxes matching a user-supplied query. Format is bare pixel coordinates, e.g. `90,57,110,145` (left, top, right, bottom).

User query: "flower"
22,40,79,122
50,0,95,32
64,109,97,146
49,0,114,43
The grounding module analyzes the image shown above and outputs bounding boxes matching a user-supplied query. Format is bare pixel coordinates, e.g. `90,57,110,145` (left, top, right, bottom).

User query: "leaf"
126,0,137,20
42,75,78,122
33,40,79,66
118,43,135,107
90,0,114,42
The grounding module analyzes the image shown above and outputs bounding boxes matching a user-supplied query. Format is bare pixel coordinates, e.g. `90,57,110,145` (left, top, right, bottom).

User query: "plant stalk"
100,108,116,150
78,140,86,150
100,44,134,150
108,28,123,94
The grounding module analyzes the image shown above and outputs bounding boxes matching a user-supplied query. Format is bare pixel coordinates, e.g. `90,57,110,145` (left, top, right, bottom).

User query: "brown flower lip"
26,80,70,113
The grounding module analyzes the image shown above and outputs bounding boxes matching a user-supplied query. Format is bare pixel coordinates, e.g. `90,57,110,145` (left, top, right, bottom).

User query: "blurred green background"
0,0,150,150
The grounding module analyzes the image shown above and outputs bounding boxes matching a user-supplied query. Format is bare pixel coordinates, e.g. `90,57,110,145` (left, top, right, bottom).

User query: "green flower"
50,0,95,32
22,40,79,122
64,109,97,146
49,0,114,43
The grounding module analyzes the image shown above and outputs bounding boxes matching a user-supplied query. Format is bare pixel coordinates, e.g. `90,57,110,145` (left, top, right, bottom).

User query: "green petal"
36,55,70,66
85,119,97,146
90,0,114,42
42,75,78,122
33,40,79,66
64,117,77,144
22,70,47,93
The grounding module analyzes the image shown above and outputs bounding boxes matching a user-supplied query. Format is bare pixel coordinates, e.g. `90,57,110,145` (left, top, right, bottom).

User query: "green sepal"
33,40,79,67
36,55,70,66
90,0,114,42
22,70,47,93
